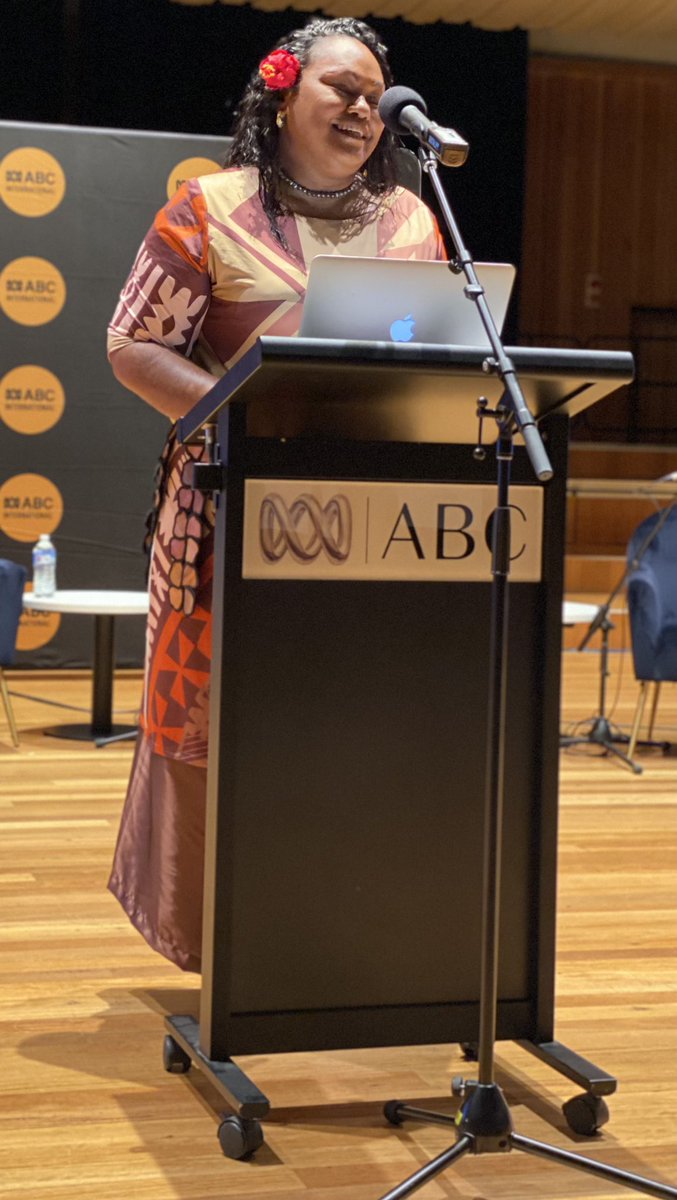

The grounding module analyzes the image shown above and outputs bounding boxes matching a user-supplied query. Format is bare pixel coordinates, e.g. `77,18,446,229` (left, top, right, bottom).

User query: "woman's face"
279,35,386,191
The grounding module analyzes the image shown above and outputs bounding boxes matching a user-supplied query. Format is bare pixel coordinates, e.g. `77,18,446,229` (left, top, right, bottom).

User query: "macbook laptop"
299,255,516,348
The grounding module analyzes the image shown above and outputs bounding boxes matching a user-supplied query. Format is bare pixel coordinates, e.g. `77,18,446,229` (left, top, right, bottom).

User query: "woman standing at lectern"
106,15,445,972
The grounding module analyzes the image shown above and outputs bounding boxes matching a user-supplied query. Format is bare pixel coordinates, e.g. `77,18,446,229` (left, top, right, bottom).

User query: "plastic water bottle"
32,533,57,598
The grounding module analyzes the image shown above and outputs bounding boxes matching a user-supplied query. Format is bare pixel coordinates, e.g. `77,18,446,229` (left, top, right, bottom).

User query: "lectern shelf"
178,337,634,446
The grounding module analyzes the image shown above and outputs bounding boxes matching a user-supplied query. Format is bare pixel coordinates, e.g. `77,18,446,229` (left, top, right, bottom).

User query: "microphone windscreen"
378,86,427,133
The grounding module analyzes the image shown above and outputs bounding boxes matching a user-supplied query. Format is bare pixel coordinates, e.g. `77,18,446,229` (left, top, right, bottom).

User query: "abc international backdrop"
0,123,229,667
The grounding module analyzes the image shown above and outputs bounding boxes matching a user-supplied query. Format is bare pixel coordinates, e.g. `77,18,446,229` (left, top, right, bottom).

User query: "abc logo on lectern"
0,366,65,435
0,473,63,543
0,147,66,217
0,257,66,326
166,156,222,199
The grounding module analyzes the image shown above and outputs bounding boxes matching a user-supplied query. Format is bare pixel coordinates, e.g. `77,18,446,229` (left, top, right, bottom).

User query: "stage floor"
1,653,675,1200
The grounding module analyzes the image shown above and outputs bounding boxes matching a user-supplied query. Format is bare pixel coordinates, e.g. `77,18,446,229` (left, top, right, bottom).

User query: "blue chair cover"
0,559,28,667
626,506,677,684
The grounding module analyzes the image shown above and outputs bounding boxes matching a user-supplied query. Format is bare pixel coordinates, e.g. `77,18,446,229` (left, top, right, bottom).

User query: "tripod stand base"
379,1083,677,1200
561,716,643,773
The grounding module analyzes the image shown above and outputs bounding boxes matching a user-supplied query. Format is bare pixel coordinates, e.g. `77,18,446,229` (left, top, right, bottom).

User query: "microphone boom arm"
419,147,553,483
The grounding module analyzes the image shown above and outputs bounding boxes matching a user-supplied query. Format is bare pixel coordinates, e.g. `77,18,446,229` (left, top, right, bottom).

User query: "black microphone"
378,86,469,168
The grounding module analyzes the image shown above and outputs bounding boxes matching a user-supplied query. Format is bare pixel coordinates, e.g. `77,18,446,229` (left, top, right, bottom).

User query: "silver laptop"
299,255,516,348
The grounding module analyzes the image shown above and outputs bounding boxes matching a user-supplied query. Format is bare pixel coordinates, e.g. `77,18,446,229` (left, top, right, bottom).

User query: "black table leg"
92,613,114,734
44,614,139,742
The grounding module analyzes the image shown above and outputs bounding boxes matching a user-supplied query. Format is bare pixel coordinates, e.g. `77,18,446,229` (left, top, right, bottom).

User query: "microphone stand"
375,146,677,1200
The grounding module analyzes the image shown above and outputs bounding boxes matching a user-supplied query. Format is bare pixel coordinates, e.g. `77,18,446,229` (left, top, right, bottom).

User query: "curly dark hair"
226,17,399,246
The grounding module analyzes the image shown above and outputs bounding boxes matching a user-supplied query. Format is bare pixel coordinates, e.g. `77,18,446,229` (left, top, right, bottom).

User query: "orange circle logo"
0,147,66,217
166,156,222,198
0,365,65,435
0,256,66,326
17,585,61,651
0,473,63,543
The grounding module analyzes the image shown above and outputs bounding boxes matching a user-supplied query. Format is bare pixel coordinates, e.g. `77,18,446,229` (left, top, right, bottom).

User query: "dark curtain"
1,0,528,286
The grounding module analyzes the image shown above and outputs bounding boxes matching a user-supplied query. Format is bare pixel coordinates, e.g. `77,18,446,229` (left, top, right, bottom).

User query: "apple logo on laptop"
390,314,415,342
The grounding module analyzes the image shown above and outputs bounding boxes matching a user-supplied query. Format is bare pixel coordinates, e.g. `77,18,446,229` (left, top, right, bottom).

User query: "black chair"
626,505,677,758
0,558,28,747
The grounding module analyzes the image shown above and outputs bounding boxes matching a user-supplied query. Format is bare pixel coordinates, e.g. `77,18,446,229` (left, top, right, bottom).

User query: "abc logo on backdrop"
0,472,64,646
0,366,65,435
166,156,222,198
0,256,66,326
0,147,66,217
0,473,63,543
17,584,62,652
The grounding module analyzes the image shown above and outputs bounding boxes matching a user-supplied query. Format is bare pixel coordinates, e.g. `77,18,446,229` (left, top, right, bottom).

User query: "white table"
19,595,614,739
562,600,600,627
22,590,149,741
566,478,677,500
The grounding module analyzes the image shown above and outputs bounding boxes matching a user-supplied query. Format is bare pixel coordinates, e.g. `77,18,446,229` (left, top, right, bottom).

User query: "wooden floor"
1,654,675,1200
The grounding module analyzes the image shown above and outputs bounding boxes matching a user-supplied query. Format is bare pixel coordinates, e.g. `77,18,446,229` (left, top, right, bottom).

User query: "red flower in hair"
258,48,301,90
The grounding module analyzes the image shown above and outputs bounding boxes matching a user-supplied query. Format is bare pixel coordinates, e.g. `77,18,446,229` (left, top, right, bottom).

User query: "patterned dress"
107,165,445,970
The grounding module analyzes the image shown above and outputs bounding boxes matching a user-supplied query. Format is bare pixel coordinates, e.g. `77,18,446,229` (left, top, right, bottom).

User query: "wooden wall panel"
521,58,677,340
520,58,677,571
519,58,677,442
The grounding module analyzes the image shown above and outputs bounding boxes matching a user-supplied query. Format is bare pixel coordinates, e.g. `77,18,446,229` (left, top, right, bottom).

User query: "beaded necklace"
280,168,360,200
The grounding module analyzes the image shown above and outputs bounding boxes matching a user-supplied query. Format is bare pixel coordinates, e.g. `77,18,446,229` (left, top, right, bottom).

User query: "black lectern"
163,337,633,1159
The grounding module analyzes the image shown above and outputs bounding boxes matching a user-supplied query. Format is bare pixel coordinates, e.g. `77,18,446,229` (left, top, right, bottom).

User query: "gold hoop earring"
276,110,286,130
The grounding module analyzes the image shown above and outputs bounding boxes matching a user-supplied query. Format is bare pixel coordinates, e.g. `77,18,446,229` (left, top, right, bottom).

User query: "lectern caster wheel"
383,1100,405,1126
162,1034,191,1074
459,1041,479,1062
217,1114,264,1160
562,1092,610,1136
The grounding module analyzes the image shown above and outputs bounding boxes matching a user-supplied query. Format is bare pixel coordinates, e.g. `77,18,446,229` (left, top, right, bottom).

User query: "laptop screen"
299,256,516,348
